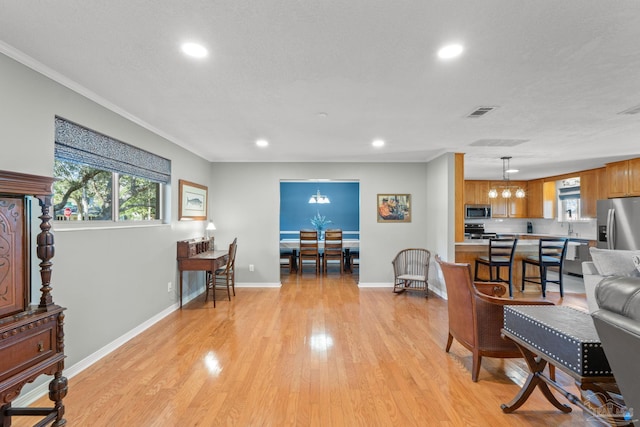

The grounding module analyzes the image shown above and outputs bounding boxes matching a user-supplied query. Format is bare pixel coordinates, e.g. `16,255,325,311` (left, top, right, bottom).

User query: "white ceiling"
1,1,639,179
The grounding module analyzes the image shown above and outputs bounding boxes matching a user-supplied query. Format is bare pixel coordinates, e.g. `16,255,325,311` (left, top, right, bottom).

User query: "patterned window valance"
54,116,171,184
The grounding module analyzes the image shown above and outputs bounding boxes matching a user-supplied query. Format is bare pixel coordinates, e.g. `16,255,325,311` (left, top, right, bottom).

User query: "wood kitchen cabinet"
579,168,603,218
527,179,543,218
490,181,528,218
463,180,490,205
606,158,640,198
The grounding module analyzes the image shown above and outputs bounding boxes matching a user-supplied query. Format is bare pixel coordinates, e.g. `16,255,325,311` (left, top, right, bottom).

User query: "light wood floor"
16,269,590,426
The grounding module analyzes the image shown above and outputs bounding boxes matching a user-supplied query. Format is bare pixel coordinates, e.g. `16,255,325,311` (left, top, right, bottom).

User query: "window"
53,117,170,222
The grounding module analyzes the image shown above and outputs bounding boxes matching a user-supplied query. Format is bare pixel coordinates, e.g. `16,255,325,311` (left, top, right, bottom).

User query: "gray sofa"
591,275,640,422
582,248,640,313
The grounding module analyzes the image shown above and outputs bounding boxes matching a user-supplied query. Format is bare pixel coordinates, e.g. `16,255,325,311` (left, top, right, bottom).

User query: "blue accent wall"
280,182,360,239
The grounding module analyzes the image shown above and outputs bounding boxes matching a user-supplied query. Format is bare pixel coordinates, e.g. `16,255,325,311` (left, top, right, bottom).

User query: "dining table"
280,239,359,271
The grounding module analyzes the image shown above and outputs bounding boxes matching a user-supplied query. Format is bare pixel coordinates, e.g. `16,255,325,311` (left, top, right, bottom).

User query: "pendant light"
308,189,331,204
488,157,525,199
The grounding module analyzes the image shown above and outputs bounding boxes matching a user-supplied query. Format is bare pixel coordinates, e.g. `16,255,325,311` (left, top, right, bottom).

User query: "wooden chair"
323,229,344,273
349,250,359,273
522,238,569,297
392,248,430,297
436,256,555,382
205,238,237,307
474,238,518,297
298,230,320,274
280,249,295,274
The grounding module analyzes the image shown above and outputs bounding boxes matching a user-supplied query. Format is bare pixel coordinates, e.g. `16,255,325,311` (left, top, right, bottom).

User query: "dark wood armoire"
0,170,67,426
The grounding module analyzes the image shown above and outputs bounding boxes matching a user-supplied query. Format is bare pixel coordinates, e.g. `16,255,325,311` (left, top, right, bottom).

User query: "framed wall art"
179,179,208,220
377,193,411,223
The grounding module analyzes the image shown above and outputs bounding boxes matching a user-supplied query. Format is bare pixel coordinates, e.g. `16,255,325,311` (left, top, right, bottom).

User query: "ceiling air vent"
470,139,528,147
466,106,498,118
618,104,640,115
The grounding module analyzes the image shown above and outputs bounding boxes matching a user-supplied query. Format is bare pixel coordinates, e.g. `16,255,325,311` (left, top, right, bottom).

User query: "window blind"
54,116,171,184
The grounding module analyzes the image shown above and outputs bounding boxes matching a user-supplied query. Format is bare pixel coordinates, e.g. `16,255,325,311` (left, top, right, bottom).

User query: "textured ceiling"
1,1,639,179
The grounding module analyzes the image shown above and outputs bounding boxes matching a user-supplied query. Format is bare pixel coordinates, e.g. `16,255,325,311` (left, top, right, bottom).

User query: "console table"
501,305,626,424
177,238,228,308
1,170,67,426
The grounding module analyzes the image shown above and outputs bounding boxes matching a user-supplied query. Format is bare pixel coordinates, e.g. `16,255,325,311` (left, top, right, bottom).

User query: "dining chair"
323,229,344,273
522,238,569,297
298,230,320,274
348,250,359,273
474,238,518,297
436,256,555,382
206,237,237,307
280,249,295,274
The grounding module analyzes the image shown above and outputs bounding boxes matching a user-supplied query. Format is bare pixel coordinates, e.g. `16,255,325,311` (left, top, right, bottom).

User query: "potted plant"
310,211,331,239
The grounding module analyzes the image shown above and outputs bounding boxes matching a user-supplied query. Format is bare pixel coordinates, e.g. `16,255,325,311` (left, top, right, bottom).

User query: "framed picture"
179,179,208,220
377,194,411,223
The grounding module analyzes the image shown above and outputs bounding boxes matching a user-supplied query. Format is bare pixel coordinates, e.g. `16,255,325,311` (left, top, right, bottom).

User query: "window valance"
54,116,171,184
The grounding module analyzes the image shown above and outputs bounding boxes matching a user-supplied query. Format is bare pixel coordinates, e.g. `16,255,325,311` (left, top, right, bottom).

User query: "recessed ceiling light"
181,42,208,58
372,139,385,148
256,139,269,147
437,44,464,60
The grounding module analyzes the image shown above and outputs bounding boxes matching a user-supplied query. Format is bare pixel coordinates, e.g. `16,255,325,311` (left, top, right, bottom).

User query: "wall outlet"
167,282,172,292
249,264,254,272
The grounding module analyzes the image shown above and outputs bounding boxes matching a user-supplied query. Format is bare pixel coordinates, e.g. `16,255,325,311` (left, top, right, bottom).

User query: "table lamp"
206,220,216,239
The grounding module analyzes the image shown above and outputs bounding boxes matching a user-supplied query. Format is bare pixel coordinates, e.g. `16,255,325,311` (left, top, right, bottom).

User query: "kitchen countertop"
457,235,594,246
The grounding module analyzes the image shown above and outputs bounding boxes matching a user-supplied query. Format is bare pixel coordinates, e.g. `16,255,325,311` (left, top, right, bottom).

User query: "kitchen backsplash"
466,218,597,240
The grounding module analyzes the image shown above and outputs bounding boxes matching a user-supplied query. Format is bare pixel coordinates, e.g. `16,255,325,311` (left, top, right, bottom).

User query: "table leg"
501,344,572,413
179,271,183,309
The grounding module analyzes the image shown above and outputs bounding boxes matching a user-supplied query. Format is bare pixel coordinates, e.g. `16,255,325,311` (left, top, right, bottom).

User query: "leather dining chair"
522,238,569,297
474,238,518,297
436,256,555,382
298,230,320,274
323,229,344,273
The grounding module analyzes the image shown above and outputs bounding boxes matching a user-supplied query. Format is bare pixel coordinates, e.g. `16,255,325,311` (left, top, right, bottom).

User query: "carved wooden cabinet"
0,170,67,426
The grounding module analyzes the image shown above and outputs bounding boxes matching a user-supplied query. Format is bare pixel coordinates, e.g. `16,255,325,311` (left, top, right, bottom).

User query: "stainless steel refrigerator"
597,197,640,250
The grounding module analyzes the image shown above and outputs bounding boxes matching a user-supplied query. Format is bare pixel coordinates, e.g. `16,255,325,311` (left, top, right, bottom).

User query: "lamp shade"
206,220,216,231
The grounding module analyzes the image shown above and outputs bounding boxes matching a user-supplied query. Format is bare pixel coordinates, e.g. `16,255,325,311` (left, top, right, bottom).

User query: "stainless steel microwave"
465,204,491,219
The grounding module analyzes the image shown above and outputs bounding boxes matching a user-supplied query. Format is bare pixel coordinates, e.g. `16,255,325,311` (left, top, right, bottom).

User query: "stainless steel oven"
465,204,491,219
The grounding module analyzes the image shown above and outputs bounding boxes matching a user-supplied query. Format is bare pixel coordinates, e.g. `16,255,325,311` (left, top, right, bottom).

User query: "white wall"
1,53,212,394
210,162,432,285
425,153,456,297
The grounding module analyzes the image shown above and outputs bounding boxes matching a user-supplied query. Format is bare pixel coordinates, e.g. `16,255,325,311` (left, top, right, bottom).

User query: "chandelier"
488,157,525,199
309,189,331,204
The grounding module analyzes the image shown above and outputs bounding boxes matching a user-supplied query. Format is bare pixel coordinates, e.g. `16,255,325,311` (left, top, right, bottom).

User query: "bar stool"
522,238,569,297
474,238,518,297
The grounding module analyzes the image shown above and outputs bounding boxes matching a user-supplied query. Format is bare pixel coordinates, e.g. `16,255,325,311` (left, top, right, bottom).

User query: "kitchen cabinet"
527,179,555,219
579,168,602,218
527,179,543,218
490,181,528,218
463,180,490,205
606,158,640,198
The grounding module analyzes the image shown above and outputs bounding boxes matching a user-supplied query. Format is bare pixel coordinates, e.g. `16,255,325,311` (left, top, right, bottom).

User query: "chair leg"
540,266,547,298
521,261,527,291
474,261,480,281
445,333,454,352
507,265,513,297
558,268,564,298
471,351,482,382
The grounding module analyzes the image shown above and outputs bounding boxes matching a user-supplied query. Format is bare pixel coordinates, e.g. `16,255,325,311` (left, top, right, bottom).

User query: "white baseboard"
13,303,180,407
358,282,393,288
236,282,282,288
